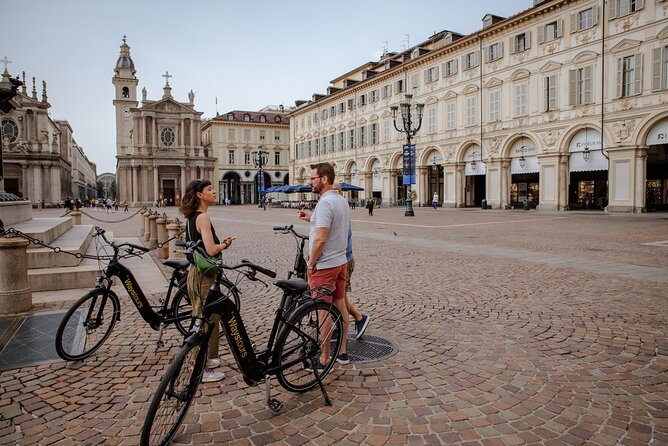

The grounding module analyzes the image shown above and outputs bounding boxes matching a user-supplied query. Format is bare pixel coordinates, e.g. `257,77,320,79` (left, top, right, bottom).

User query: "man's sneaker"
206,358,221,369
304,360,327,373
201,368,225,383
355,315,370,340
336,353,350,364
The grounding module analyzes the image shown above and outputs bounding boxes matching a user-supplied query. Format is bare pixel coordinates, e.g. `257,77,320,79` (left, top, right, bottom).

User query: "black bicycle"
140,240,343,446
274,225,308,280
54,227,240,361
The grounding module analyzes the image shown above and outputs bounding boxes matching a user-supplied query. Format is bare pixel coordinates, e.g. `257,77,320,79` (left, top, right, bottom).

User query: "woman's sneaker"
355,315,370,340
206,358,221,369
336,353,350,364
201,368,225,382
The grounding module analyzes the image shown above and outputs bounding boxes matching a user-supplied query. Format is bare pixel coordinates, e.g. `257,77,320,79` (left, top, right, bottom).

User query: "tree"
109,181,117,199
97,181,104,198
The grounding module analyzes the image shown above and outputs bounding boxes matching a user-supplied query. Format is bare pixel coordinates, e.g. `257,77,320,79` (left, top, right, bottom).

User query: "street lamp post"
391,93,424,217
252,147,269,210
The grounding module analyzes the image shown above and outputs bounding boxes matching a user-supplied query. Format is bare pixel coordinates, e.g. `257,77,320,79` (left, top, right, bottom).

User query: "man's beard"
313,182,322,194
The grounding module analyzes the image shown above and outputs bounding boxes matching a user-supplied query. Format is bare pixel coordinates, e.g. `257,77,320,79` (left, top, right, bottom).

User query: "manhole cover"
339,334,398,364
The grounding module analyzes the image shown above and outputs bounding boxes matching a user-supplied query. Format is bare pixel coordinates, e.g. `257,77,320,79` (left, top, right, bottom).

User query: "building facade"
202,107,291,204
113,39,216,207
97,172,116,198
1,69,96,206
290,0,668,212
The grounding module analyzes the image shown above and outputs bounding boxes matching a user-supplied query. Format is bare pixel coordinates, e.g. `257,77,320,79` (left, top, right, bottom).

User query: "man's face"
310,169,324,194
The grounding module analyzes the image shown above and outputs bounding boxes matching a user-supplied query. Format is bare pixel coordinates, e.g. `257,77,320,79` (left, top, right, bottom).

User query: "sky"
2,0,533,174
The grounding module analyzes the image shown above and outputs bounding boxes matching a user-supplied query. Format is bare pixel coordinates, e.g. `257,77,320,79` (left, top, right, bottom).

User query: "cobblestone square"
1,206,667,445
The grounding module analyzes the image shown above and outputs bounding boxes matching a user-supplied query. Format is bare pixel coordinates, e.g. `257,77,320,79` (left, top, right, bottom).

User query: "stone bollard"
148,212,159,249
0,237,32,314
69,211,82,225
139,209,147,237
167,219,185,260
144,210,152,241
156,215,172,259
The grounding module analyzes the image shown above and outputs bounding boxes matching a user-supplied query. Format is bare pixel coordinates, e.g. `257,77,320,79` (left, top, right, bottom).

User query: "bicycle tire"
55,289,120,361
273,300,343,393
173,280,240,336
140,341,206,446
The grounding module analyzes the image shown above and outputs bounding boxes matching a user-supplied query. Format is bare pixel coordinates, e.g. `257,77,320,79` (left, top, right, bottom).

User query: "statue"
188,90,194,103
142,87,147,101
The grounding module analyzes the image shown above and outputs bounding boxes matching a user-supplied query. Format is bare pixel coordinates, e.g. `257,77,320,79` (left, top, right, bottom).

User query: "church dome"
115,39,136,72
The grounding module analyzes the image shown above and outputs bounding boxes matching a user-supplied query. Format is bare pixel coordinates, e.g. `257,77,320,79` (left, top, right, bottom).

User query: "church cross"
1,56,12,70
162,71,172,86
122,35,127,44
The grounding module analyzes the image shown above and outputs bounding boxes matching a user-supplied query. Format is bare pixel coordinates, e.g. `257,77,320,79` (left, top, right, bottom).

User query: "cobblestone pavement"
1,206,667,445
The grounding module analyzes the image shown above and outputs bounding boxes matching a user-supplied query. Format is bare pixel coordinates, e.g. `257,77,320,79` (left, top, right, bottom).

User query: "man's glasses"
309,176,322,181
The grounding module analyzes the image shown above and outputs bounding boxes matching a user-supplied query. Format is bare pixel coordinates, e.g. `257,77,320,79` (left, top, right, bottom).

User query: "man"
298,163,351,368
432,193,439,209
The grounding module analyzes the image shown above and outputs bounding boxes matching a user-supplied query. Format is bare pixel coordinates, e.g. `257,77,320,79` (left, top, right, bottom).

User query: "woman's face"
197,184,217,204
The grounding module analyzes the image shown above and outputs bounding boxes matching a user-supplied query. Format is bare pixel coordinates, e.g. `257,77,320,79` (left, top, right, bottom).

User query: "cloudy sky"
2,0,532,173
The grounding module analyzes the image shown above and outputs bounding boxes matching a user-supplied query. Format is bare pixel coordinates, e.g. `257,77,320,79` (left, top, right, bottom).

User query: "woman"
180,179,235,382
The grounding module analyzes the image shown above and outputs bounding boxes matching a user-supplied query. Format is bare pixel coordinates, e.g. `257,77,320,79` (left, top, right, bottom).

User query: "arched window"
259,115,266,123
122,87,129,98
244,114,251,121
274,116,282,123
161,128,175,147
1,119,19,143
227,113,234,121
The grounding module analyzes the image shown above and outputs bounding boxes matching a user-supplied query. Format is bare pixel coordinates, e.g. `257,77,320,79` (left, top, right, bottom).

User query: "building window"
371,123,378,144
244,151,251,164
229,149,235,164
571,7,597,32
446,101,456,130
487,42,503,62
330,134,335,150
539,20,563,43
307,140,312,157
544,75,558,111
347,98,355,110
348,129,355,149
618,54,643,97
569,66,593,105
370,90,379,102
489,91,501,122
227,113,234,121
382,84,393,98
396,79,405,93
314,138,320,155
274,131,280,142
259,130,266,141
1,119,19,143
322,136,327,153
274,116,282,123
411,73,420,89
444,59,458,77
358,94,367,106
511,32,531,53
339,132,345,151
652,46,668,90
243,114,250,122
514,83,528,116
160,128,175,147
427,106,437,133
321,109,328,120
122,87,129,98
383,119,390,142
339,102,345,113
259,115,266,123
358,126,366,146
464,51,480,70
244,129,250,141
610,0,644,19
228,128,235,140
466,96,477,127
274,151,280,165
425,66,439,83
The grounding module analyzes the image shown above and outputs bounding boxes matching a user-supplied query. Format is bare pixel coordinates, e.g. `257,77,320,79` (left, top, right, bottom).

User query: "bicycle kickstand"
264,375,283,413
155,322,166,348
311,360,333,406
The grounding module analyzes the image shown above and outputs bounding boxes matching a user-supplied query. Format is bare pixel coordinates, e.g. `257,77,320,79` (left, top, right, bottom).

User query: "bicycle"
140,240,344,446
54,227,240,361
273,224,308,280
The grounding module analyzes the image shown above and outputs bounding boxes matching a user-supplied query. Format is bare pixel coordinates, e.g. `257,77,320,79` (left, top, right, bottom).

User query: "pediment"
369,114,379,121
338,123,347,130
463,84,479,95
357,117,368,124
571,50,598,64
510,69,530,81
329,126,337,132
141,98,192,113
347,120,356,127
444,90,458,100
381,110,393,118
425,96,439,105
539,61,562,72
658,25,668,41
609,38,642,54
485,77,503,89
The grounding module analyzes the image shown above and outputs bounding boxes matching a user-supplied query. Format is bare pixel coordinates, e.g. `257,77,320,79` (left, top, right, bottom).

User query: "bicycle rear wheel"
140,341,206,446
55,289,120,361
274,300,343,392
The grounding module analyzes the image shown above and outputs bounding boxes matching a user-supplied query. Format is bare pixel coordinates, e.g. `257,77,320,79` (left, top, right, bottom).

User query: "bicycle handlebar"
94,226,149,256
273,224,308,240
186,240,276,279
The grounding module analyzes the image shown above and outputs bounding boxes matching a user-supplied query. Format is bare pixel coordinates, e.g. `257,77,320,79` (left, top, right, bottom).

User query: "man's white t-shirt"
309,189,350,269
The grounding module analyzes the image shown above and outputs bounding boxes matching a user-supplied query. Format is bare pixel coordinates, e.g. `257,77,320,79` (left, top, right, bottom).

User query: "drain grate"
0,311,65,371
339,334,398,364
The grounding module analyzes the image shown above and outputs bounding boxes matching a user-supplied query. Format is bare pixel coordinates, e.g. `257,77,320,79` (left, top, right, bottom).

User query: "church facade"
113,39,216,207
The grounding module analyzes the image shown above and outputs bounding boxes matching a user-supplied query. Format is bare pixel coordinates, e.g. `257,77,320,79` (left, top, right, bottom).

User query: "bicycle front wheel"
173,279,240,336
140,341,206,446
274,300,343,392
55,289,120,361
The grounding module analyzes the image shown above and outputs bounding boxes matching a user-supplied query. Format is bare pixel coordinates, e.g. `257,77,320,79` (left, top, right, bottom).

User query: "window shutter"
633,53,643,95
453,58,458,74
484,46,489,63
616,58,623,98
609,0,617,19
462,54,467,69
475,50,480,67
511,36,517,54
550,75,558,110
526,31,531,49
538,25,545,44
637,0,644,10
435,66,439,80
570,13,578,33
544,77,550,111
592,6,598,25
499,41,504,58
424,70,429,83
620,0,629,16
569,70,577,105
584,66,593,103
652,47,663,90
556,19,563,38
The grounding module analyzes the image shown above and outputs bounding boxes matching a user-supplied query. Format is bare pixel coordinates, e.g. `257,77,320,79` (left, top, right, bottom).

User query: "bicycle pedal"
156,340,165,348
267,398,283,413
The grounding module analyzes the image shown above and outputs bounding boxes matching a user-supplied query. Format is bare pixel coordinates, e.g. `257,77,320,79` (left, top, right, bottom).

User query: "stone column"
69,211,82,225
0,237,32,314
132,166,139,205
156,215,172,259
139,208,147,237
153,166,159,204
167,220,185,260
144,210,152,241
180,166,186,204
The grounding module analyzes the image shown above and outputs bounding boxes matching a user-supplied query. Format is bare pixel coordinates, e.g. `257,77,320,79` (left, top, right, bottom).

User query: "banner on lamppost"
402,144,415,185
257,171,265,193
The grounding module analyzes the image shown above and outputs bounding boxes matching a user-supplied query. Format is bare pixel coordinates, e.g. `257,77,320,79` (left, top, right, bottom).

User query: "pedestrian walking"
432,193,439,209
366,199,374,216
298,163,351,368
123,200,129,213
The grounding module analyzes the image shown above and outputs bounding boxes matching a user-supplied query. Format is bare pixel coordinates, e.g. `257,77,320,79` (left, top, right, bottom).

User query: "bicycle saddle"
163,258,190,270
274,279,309,294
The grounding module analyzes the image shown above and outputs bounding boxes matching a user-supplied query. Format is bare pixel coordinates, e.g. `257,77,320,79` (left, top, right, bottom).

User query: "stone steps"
9,218,72,246
27,225,95,268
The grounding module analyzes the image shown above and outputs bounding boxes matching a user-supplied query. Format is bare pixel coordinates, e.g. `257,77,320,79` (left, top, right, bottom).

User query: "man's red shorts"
308,264,347,302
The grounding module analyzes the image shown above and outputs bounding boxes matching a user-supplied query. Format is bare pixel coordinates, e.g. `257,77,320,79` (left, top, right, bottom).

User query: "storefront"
428,153,443,205
645,118,668,211
568,128,608,210
464,145,486,207
509,140,539,209
371,160,383,204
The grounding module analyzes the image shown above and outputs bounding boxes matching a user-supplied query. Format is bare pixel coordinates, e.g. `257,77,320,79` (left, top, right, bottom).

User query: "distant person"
123,200,129,213
366,199,374,216
432,193,439,209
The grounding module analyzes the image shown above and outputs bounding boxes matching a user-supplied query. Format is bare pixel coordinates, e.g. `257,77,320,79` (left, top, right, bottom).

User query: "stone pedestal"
69,211,82,225
139,209,147,237
148,214,158,249
167,221,185,260
144,211,151,241
0,237,32,314
156,216,172,259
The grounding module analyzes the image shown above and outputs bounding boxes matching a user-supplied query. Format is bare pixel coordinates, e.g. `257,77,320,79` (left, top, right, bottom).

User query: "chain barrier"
78,206,146,223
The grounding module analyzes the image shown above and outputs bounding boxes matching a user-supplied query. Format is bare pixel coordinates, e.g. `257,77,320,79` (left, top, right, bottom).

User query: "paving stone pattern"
1,206,667,445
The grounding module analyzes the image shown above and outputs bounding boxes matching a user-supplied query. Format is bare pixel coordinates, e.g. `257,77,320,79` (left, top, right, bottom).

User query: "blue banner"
402,144,416,185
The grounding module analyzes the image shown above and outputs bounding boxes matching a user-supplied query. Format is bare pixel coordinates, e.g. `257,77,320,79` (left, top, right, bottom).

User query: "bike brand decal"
123,277,143,309
228,316,248,358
